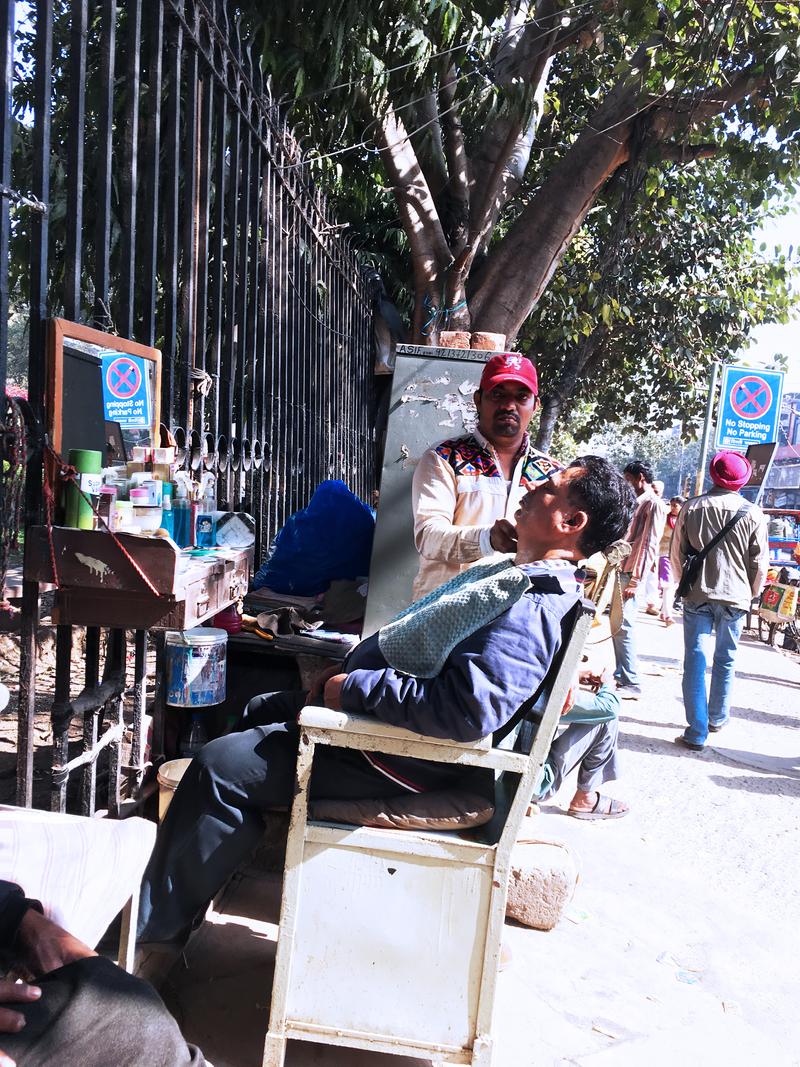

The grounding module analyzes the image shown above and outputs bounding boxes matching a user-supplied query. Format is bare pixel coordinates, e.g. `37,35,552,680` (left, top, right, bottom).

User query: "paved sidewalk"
161,610,800,1067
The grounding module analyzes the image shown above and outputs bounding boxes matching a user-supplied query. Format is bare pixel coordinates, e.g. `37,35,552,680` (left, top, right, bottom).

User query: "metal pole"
695,362,720,495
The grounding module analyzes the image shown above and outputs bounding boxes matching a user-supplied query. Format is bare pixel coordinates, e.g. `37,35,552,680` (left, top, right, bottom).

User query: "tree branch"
439,65,470,250
659,141,718,162
369,94,453,338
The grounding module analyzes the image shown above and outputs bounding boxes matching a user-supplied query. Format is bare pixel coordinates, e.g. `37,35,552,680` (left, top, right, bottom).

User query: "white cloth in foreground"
0,805,156,947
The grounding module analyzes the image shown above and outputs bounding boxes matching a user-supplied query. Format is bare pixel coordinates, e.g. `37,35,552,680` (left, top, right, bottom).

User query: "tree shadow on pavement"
709,773,800,798
733,671,800,691
617,732,800,779
729,704,799,730
619,715,685,731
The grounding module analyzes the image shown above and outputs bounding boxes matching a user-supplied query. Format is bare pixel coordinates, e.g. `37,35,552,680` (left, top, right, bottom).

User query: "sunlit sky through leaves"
749,204,800,393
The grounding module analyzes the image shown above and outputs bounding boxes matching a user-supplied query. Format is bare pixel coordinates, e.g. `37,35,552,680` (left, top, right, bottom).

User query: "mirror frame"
47,318,162,460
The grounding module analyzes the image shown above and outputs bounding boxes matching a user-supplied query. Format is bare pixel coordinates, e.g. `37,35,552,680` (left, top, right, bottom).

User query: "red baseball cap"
479,353,538,395
709,450,752,491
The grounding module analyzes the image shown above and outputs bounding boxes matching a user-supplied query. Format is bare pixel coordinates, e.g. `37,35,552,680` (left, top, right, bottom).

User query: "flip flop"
567,794,629,820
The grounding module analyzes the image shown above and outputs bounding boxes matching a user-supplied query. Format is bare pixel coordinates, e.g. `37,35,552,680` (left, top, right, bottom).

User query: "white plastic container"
156,757,193,821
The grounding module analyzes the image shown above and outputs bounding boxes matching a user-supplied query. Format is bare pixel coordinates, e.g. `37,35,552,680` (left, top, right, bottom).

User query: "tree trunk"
470,83,639,340
535,393,563,452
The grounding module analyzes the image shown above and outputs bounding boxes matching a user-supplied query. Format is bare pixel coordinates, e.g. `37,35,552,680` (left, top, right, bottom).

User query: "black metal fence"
0,0,376,809
3,0,375,543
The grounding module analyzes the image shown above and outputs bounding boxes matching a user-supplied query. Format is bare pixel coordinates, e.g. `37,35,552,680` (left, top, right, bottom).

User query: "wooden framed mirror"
47,319,162,466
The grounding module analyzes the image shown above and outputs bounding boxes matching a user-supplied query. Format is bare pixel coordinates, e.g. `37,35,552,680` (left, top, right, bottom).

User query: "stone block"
505,839,579,931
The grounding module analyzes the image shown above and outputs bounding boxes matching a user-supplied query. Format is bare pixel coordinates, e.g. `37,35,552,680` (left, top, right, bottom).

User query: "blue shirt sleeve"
340,595,567,742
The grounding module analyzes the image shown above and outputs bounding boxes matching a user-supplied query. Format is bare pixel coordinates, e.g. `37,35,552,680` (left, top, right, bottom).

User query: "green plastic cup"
64,449,103,529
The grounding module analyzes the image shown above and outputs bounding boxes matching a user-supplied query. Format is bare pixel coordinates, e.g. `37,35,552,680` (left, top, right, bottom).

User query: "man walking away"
611,460,667,698
671,451,769,751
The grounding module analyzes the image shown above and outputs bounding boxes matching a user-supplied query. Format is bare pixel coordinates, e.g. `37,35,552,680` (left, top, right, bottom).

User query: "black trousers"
138,690,403,943
1,956,205,1066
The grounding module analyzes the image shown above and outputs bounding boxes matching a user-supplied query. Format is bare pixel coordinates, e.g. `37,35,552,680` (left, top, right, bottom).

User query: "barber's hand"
14,908,95,979
0,979,41,1049
304,664,343,707
0,1048,17,1067
489,518,518,553
323,673,348,711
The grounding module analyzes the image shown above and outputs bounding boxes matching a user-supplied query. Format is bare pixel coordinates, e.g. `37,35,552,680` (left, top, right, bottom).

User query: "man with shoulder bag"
670,451,769,751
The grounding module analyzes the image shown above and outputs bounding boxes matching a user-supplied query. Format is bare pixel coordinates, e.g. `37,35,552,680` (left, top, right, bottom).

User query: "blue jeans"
611,572,642,687
681,601,746,745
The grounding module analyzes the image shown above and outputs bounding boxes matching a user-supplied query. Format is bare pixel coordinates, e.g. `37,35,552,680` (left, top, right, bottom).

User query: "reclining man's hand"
304,663,343,707
489,518,517,553
14,907,95,979
323,673,348,711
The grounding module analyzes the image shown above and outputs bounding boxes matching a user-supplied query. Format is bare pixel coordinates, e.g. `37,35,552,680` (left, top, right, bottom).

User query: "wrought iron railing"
1,0,376,809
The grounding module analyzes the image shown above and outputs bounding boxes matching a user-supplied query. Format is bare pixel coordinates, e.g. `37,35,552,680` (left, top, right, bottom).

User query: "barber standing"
671,451,769,751
411,353,559,600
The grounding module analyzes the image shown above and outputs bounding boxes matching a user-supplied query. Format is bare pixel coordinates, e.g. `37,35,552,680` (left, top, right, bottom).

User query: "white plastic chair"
262,601,594,1066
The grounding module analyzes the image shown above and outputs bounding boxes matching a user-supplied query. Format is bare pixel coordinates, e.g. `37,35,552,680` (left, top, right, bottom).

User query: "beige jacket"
670,487,769,610
411,429,558,600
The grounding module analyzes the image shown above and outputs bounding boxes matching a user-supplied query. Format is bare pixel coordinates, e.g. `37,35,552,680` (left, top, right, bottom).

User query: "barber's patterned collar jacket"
411,428,559,600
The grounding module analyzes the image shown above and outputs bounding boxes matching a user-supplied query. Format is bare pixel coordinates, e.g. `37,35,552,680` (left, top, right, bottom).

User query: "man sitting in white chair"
138,456,635,945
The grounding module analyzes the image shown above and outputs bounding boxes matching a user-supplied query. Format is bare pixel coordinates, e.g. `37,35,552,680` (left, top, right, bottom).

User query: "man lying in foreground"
139,456,635,944
0,881,206,1067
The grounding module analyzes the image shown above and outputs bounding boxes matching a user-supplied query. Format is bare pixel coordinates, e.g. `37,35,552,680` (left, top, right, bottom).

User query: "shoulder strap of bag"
689,504,750,565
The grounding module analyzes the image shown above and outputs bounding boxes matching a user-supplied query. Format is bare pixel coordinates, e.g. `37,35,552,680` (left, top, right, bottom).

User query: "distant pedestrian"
654,495,684,625
611,461,668,698
671,451,769,751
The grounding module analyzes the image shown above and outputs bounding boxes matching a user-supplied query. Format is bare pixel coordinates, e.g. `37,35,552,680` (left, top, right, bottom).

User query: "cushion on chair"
310,789,495,830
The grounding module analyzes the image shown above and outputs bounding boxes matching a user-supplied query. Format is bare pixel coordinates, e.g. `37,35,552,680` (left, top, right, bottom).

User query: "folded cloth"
253,606,323,637
378,558,530,678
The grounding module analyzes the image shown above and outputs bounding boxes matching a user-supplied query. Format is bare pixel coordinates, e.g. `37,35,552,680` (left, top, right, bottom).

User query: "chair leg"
470,1032,493,1067
117,893,138,973
261,1032,286,1067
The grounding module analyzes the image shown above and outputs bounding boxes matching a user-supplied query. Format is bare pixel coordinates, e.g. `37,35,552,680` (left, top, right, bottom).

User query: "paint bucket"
156,757,193,822
165,627,227,707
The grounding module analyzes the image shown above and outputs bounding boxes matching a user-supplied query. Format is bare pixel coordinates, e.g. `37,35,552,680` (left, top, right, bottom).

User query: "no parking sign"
715,365,784,452
100,352,151,429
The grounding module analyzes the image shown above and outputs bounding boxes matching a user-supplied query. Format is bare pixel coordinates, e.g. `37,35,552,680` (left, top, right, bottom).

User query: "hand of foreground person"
305,663,343,706
489,518,518,553
323,673,348,711
0,978,42,1064
622,578,639,600
14,907,95,979
579,666,609,692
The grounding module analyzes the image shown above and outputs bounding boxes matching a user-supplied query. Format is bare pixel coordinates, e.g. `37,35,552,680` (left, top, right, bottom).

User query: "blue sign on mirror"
101,352,151,429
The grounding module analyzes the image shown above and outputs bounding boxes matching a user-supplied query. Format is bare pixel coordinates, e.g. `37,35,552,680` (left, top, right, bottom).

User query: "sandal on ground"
567,793,629,820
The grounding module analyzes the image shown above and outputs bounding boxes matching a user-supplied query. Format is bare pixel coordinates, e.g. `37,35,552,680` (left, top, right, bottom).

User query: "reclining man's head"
514,455,636,564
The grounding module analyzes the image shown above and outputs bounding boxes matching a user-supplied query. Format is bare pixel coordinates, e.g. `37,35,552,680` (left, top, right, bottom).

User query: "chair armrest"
299,705,492,751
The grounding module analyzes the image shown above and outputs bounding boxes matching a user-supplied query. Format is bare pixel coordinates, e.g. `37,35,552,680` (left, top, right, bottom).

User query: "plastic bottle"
161,482,175,538
173,476,191,548
179,713,208,758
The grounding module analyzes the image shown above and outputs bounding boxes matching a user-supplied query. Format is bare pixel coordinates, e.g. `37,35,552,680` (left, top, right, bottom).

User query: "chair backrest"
474,599,595,849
